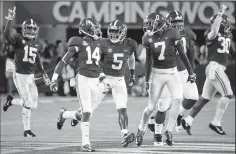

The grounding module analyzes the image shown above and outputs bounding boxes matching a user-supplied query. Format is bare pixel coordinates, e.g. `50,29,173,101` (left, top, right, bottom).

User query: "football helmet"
210,14,230,34
107,20,127,43
79,18,102,40
21,19,39,39
143,12,166,36
166,10,184,31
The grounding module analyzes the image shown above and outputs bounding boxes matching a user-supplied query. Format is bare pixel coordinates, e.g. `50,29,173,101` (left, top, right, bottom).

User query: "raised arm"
4,7,16,44
207,5,228,40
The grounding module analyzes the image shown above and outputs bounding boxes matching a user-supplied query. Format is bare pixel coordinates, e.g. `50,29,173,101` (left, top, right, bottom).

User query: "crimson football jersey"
142,27,182,69
6,33,43,74
100,38,137,77
68,36,102,78
205,29,231,66
176,28,197,71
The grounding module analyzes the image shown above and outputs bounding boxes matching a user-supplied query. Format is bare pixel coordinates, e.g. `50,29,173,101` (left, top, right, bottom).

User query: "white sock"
12,99,23,106
155,123,163,134
121,129,128,136
211,97,230,126
149,117,155,124
22,108,31,130
166,99,181,132
62,110,77,119
185,116,194,126
81,122,90,146
179,104,186,116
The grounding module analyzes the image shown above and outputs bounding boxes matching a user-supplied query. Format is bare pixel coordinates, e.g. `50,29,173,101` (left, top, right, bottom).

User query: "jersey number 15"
23,45,37,64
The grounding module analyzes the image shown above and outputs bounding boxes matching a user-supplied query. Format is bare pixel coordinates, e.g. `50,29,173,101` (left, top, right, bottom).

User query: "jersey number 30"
23,45,37,63
217,37,230,54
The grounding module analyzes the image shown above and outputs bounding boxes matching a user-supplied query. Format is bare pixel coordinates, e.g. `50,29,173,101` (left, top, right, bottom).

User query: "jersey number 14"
86,46,100,65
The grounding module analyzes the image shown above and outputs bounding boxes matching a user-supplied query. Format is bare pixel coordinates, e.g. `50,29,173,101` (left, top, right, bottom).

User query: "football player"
50,18,102,152
135,12,196,146
3,7,50,137
182,5,235,136
147,10,199,144
69,20,136,147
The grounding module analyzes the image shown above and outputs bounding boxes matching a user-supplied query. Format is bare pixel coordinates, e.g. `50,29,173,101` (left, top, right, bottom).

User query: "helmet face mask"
21,19,39,40
166,10,184,32
79,18,102,40
107,20,127,43
143,13,166,36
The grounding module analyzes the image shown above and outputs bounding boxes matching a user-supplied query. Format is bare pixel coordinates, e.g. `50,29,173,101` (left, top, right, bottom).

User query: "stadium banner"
12,1,235,29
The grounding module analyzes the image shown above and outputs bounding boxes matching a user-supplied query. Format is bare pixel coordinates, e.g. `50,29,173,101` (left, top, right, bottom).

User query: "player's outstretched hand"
145,82,150,92
187,73,196,83
218,4,228,16
50,81,58,92
128,74,135,86
5,6,16,20
43,73,51,86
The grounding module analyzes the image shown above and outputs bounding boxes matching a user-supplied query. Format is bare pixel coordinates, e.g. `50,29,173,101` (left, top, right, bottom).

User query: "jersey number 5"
23,45,37,64
86,46,100,65
112,53,124,70
217,37,230,54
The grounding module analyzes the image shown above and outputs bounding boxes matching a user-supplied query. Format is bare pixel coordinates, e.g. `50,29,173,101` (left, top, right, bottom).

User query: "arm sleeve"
207,15,222,40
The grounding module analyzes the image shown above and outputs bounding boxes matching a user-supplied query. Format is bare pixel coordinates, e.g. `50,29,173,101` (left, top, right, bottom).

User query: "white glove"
218,4,228,16
43,74,51,86
5,6,16,20
70,77,76,88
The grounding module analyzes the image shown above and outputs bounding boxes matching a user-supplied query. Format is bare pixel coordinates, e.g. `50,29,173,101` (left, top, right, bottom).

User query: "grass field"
1,94,235,154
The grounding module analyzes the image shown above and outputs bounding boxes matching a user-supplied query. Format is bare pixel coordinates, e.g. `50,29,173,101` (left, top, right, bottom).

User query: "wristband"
130,69,135,76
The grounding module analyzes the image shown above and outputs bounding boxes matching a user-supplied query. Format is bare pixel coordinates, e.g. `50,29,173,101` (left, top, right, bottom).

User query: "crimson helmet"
143,12,166,36
166,10,184,31
79,18,102,40
21,19,39,39
107,20,127,43
210,14,230,34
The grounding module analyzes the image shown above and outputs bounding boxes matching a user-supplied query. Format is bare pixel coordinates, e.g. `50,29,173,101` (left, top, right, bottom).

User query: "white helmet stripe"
113,20,118,27
174,10,179,16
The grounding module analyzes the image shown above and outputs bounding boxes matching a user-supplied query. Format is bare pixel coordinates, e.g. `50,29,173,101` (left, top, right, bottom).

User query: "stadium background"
0,1,235,95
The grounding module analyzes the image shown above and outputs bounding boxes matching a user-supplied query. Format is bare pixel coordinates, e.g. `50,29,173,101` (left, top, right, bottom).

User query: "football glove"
43,73,50,86
70,77,76,88
5,6,16,20
218,4,228,16
128,69,135,86
187,73,196,83
50,81,58,92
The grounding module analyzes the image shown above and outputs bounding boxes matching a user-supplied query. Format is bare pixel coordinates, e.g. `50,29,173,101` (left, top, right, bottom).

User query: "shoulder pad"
68,36,83,47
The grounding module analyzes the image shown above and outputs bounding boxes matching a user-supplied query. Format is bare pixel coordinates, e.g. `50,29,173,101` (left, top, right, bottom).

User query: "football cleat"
71,119,79,127
3,95,13,112
154,134,164,146
175,114,184,132
81,144,95,152
135,129,145,146
24,130,36,137
148,123,155,134
181,119,192,135
57,107,66,130
164,131,173,146
122,133,135,147
209,123,226,135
